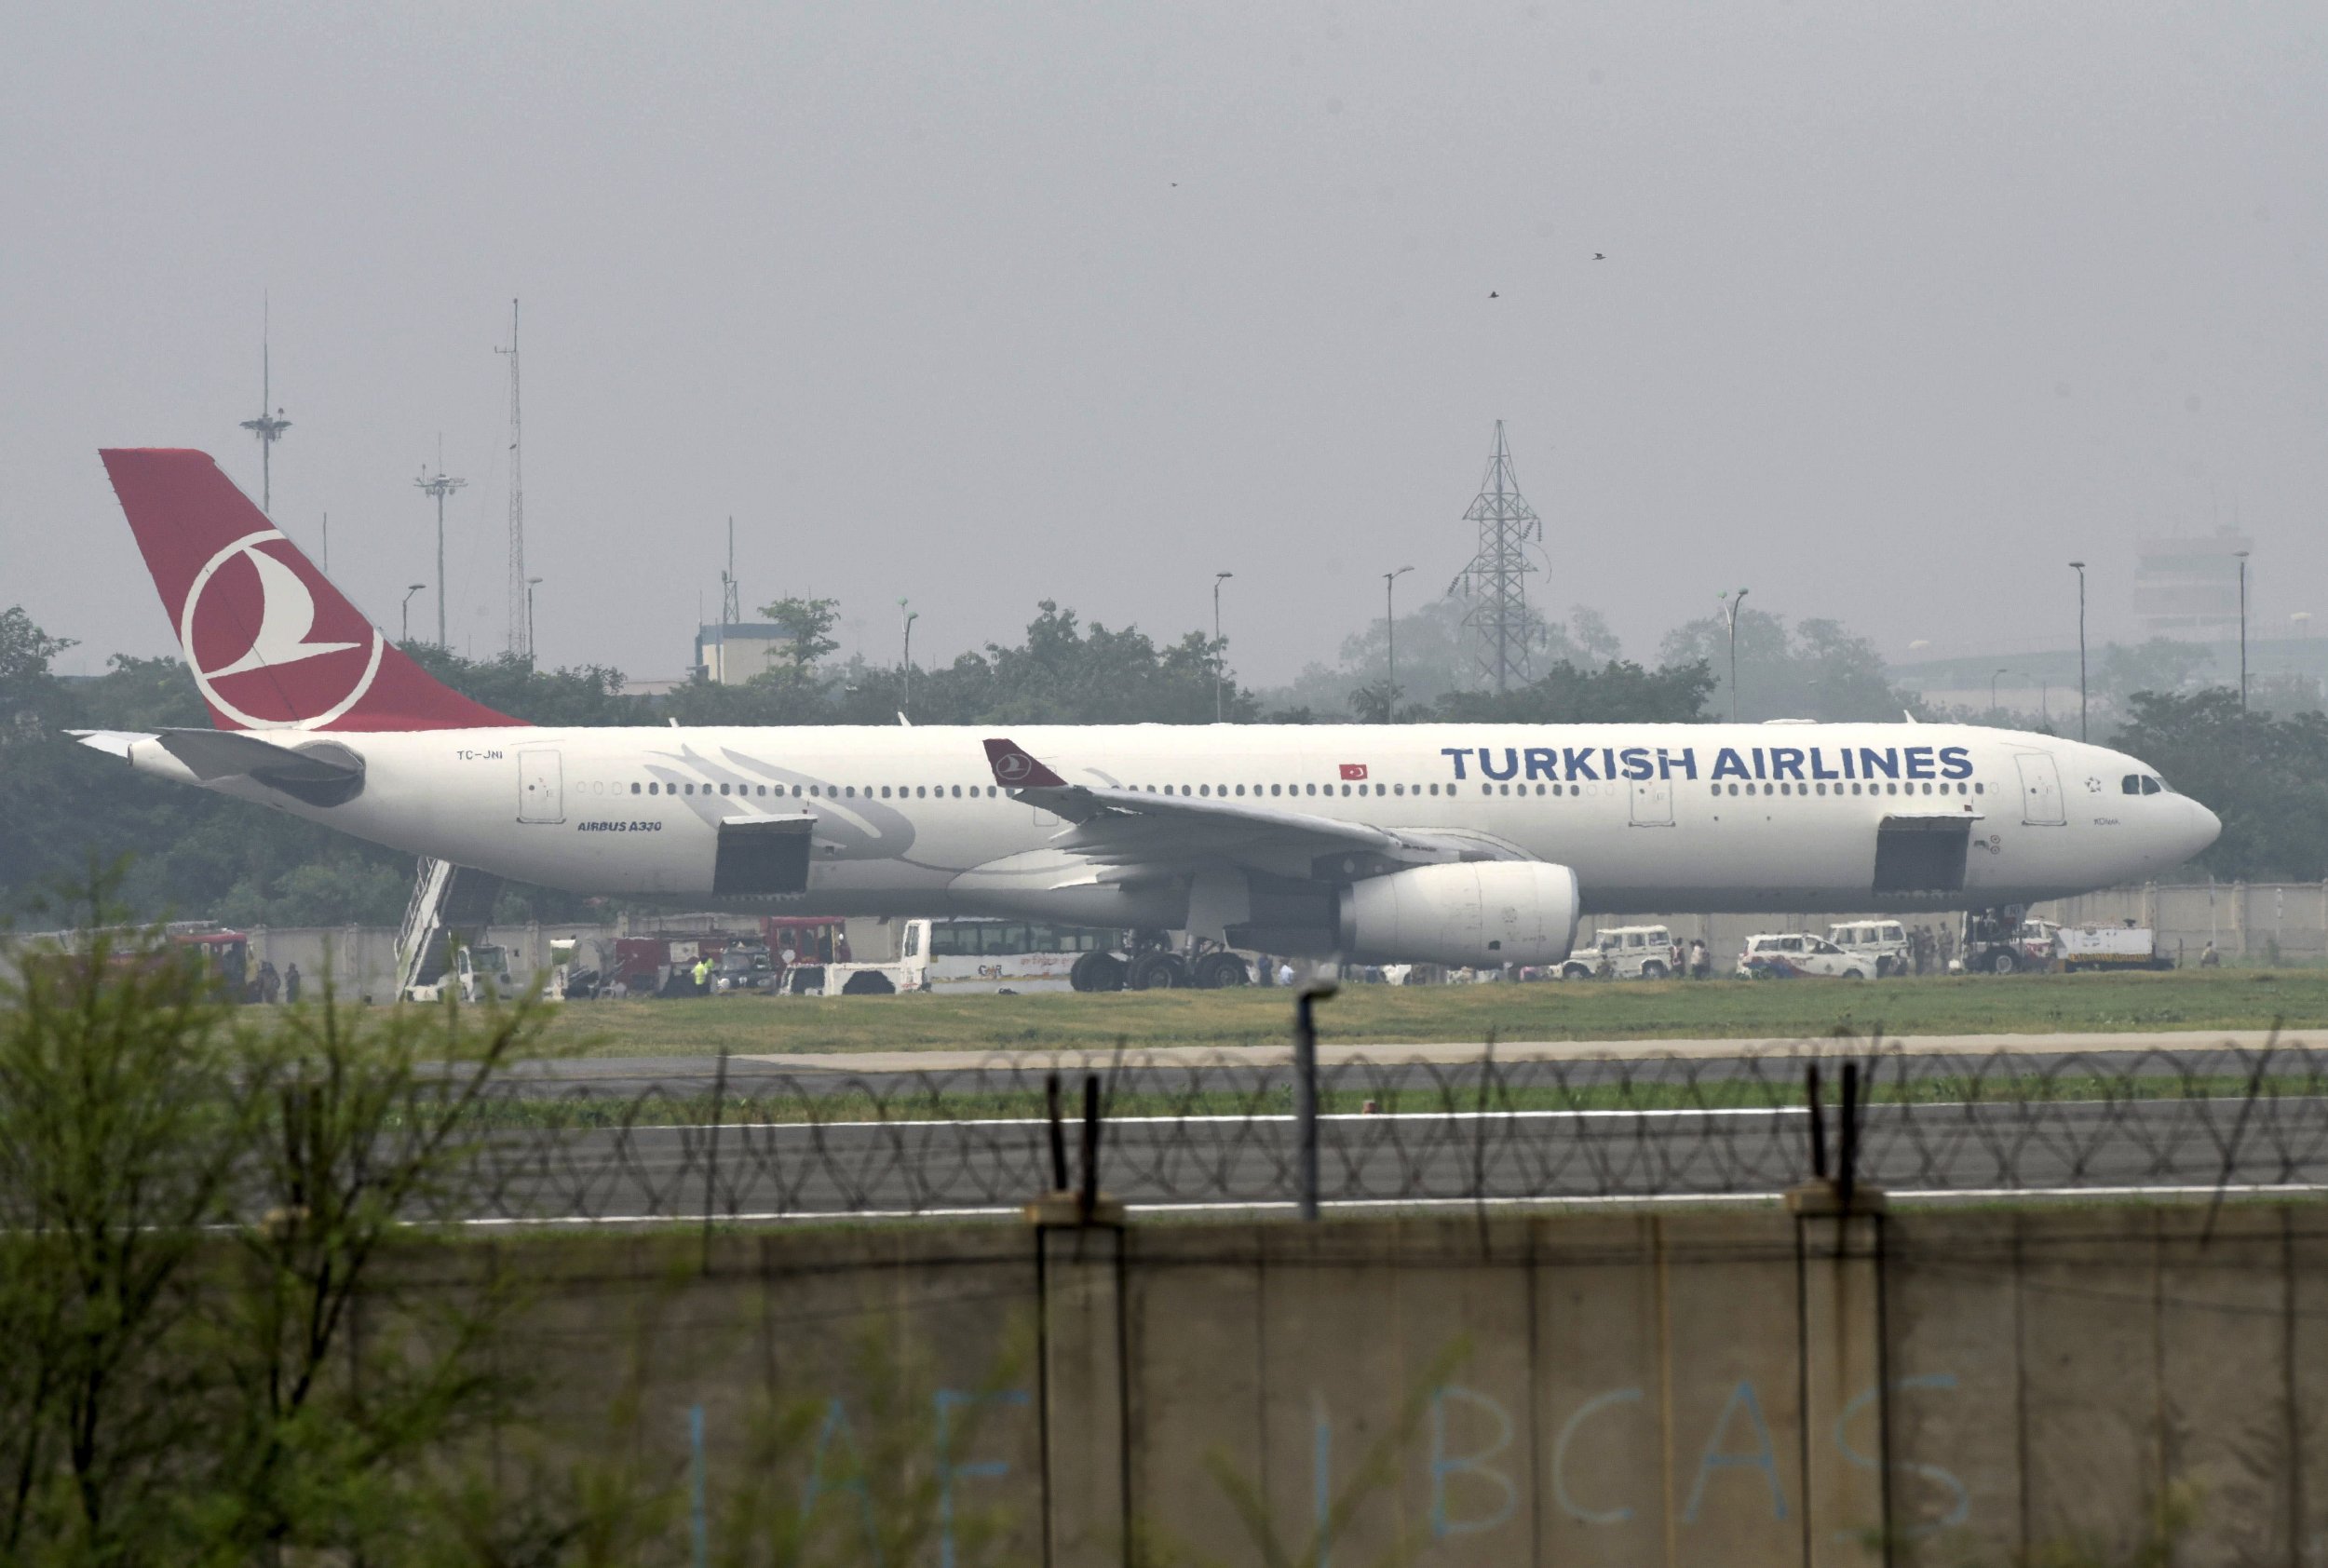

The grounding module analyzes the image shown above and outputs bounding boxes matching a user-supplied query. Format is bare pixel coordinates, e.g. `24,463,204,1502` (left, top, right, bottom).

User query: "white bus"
805,917,1129,995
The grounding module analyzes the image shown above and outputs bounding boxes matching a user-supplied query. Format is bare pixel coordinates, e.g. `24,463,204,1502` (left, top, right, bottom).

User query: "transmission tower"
414,444,466,647
1446,420,1543,693
238,299,291,514
496,299,527,658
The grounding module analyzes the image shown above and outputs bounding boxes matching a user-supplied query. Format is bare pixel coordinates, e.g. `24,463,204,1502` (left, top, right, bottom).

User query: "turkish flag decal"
1339,763,1369,780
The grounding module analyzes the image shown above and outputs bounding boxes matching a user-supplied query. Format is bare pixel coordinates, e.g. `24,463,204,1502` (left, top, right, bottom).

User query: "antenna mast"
1447,421,1543,693
721,517,741,623
238,297,291,514
497,300,527,658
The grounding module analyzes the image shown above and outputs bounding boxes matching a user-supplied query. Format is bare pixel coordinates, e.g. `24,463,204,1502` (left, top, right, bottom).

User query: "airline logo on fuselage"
181,530,384,730
1440,743,1976,784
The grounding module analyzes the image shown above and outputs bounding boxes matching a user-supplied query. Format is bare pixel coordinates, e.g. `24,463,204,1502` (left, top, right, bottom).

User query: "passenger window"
630,782,641,795
684,783,695,795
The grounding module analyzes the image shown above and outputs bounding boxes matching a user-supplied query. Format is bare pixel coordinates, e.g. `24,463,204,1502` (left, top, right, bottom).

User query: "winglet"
983,737,1067,789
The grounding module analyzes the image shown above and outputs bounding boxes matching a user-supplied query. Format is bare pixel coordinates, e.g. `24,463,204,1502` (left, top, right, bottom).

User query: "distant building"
694,623,795,685
2134,527,2253,641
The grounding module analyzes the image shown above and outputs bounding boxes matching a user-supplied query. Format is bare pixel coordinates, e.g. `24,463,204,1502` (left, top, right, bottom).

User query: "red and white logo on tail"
102,449,522,733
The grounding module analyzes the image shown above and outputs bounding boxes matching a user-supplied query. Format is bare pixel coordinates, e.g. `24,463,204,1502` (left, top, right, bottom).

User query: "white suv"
1560,926,1681,980
1737,933,1872,980
1827,920,1912,978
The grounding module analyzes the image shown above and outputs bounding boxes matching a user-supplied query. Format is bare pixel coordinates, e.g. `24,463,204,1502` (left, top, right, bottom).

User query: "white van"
1560,925,1681,980
1827,920,1912,977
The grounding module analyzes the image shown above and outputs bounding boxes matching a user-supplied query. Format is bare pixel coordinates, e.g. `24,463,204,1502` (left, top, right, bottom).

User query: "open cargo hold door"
712,815,817,896
1873,813,1976,895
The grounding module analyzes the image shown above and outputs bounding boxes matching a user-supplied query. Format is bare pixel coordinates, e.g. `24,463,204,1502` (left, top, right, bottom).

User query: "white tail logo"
181,530,382,729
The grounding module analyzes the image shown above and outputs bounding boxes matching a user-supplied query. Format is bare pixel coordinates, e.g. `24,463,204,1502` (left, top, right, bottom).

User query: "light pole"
1383,565,1413,723
1719,588,1749,722
2236,549,2251,711
2068,561,2088,741
899,599,917,719
526,577,543,664
1211,572,1233,722
1992,668,2008,716
414,460,466,646
400,583,425,642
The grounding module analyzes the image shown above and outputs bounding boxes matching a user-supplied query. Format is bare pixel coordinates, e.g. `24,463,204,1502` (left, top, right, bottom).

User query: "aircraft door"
2014,753,2064,826
1630,774,1673,827
518,749,564,824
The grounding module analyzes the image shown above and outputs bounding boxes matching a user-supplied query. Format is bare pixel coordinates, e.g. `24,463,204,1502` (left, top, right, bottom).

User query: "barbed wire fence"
421,1035,2328,1229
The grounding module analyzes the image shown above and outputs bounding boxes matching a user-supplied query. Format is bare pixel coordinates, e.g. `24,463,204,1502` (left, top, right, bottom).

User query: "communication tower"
238,299,291,514
497,300,527,658
1446,421,1543,693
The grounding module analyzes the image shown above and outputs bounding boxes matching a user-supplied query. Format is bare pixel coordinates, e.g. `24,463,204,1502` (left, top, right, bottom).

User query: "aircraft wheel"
1128,952,1184,991
1071,952,1128,993
1194,952,1251,989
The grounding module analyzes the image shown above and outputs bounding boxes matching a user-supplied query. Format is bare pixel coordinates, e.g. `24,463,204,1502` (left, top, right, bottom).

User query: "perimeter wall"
480,1201,2324,1565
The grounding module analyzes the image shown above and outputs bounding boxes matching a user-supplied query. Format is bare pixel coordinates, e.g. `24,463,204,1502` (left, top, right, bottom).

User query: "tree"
1658,608,1911,722
757,596,842,686
0,883,559,1562
1433,658,1714,724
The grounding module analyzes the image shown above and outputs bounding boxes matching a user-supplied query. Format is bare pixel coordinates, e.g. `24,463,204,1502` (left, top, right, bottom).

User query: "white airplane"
77,449,2218,982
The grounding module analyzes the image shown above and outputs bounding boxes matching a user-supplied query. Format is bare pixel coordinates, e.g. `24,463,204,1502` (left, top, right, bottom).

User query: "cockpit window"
2121,774,2142,795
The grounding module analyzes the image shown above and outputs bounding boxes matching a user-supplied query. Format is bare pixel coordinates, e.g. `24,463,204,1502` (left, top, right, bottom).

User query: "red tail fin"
100,449,525,732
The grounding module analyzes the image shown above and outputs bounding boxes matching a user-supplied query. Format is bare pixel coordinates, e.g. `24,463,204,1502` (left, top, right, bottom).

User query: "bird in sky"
1488,290,1499,298
1593,252,1605,260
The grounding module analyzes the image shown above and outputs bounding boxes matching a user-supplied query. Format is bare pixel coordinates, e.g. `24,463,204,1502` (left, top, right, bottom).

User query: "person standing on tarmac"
284,963,302,1004
692,955,712,993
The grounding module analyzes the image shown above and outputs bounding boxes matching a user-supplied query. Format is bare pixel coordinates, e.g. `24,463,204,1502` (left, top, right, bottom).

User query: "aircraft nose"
2182,796,2223,860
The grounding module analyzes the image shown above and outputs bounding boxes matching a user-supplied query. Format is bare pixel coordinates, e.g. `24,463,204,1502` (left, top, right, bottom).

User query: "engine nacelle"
1337,861,1581,968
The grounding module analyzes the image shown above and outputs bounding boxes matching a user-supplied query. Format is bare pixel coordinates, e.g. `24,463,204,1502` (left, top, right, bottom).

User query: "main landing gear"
1069,938,1252,992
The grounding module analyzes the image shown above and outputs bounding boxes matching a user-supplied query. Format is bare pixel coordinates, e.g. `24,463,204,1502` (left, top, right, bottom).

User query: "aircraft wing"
980,736,1522,880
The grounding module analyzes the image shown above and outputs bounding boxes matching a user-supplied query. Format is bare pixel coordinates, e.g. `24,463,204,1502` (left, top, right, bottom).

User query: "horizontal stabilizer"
154,727,365,805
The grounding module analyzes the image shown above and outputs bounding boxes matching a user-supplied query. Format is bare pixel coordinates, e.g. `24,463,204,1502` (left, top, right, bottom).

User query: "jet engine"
1337,861,1580,968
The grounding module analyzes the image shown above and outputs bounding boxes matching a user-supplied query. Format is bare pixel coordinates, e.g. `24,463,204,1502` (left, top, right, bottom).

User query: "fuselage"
125,719,2220,926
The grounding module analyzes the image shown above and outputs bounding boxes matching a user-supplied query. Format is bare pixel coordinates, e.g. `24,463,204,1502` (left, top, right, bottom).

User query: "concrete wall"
464,1202,2327,1565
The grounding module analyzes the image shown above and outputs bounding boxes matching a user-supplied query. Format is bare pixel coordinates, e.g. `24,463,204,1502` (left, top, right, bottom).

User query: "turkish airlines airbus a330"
76,449,2219,977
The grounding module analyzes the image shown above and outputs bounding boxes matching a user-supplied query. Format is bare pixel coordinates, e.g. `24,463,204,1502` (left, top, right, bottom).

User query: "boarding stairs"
394,856,507,998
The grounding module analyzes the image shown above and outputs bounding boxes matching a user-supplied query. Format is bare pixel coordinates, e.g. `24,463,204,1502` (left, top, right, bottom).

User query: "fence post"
1293,978,1336,1221
700,1048,728,1268
1032,1076,1129,1568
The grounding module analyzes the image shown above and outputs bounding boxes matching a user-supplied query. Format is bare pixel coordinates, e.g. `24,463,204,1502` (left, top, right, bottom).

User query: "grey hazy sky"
6,3,2323,684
